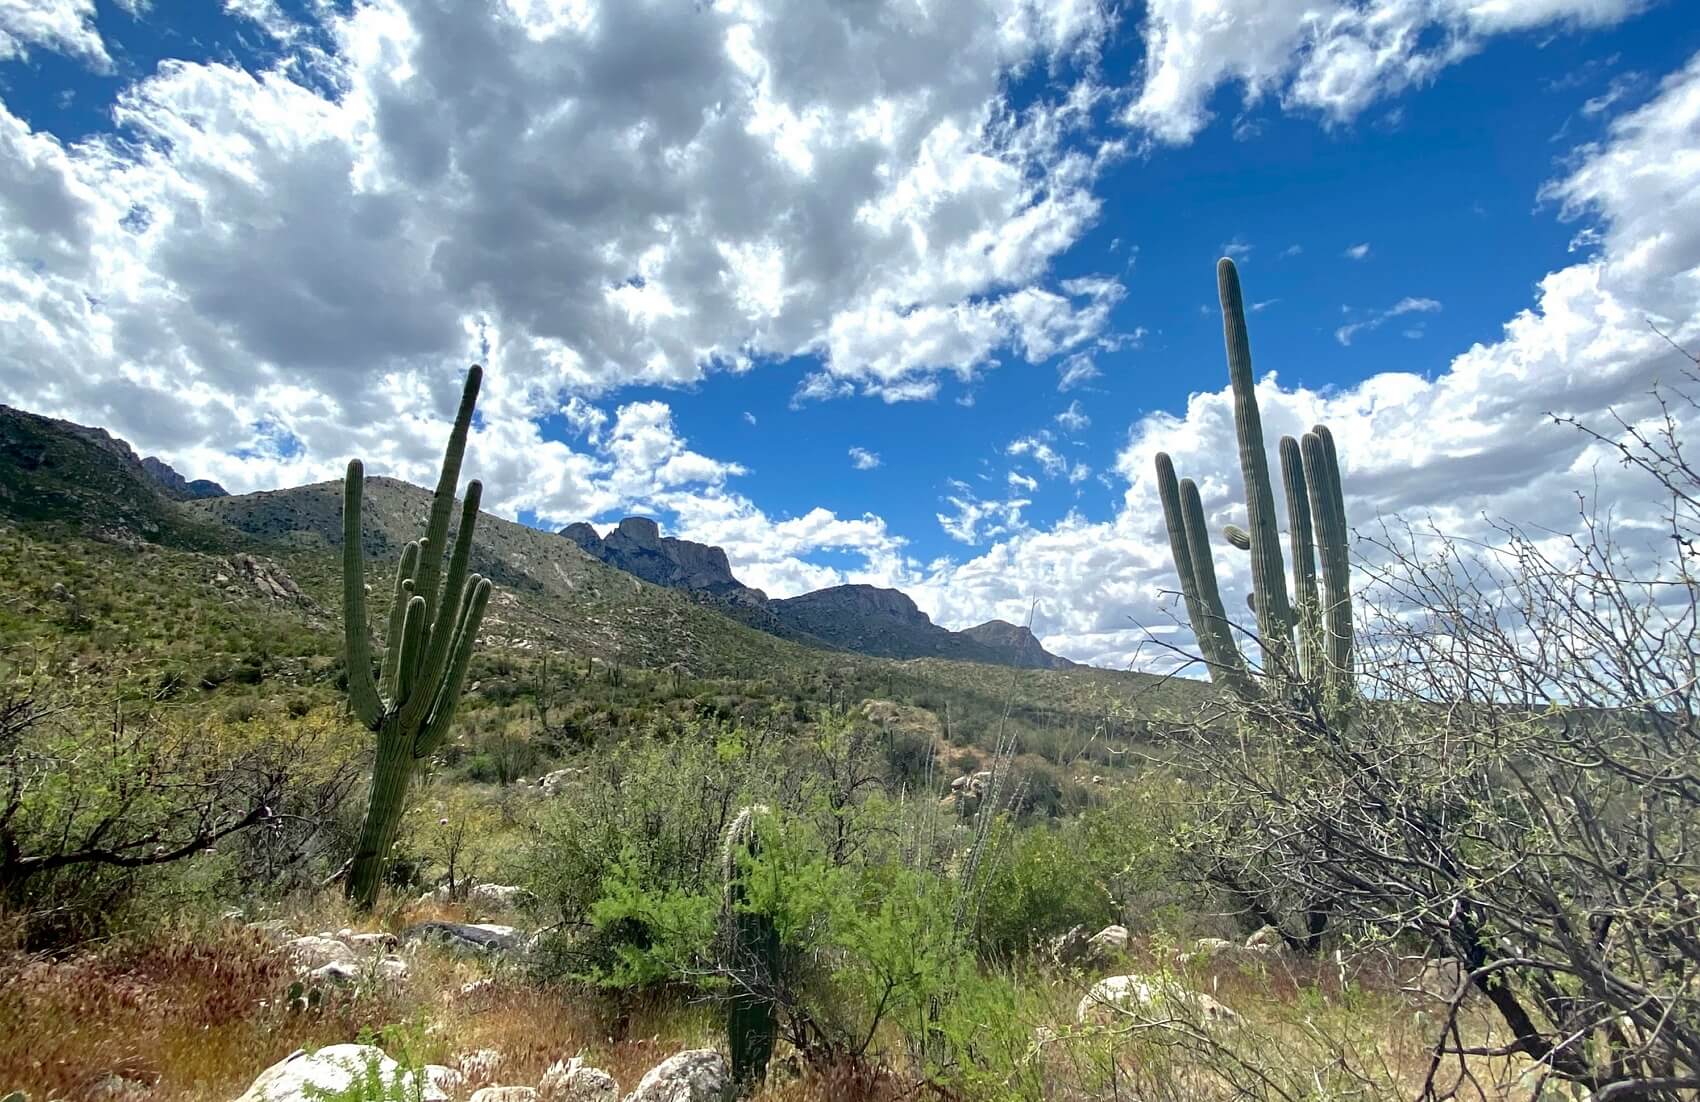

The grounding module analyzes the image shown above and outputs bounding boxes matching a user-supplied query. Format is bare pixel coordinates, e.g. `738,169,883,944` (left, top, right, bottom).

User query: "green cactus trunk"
1218,258,1295,676
1279,436,1321,681
344,724,416,907
723,807,778,1094
342,365,494,910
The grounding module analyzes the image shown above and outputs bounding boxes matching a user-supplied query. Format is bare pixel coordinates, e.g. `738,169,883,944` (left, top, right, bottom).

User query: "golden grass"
0,906,1548,1102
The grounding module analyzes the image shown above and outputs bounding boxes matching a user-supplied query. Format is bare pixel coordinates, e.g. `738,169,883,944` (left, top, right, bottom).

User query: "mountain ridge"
560,519,1079,669
0,401,1080,673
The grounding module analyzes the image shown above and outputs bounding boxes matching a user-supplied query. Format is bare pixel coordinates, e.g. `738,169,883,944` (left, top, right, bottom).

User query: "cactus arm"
378,542,421,704
1179,477,1254,697
1302,432,1354,697
1223,524,1251,550
409,367,482,638
392,595,428,711
1280,436,1321,682
399,481,482,732
342,460,384,730
1218,258,1294,675
1157,454,1229,680
414,576,492,759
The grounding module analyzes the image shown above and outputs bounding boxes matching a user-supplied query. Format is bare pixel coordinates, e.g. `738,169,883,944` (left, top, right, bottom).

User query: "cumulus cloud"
0,0,109,69
848,446,881,470
896,50,1700,668
0,0,1118,497
1344,242,1373,260
1123,0,1643,143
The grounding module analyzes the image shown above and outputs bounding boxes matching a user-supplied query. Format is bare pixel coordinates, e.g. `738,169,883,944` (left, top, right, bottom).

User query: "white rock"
620,1049,727,1102
1190,937,1236,959
469,1088,536,1102
281,935,356,969
376,956,410,980
308,961,362,985
233,1044,445,1102
347,932,397,952
1077,974,1241,1031
1245,925,1284,951
1087,925,1129,955
538,1057,618,1102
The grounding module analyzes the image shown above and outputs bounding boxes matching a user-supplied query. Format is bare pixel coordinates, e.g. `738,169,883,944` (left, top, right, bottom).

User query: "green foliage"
301,1050,426,1102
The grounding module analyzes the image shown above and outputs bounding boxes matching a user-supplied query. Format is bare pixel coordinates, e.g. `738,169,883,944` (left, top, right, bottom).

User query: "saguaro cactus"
342,365,494,909
1155,260,1354,704
722,806,779,1094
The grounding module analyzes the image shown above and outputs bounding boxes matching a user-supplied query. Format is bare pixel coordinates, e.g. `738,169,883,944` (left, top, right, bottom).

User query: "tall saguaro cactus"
722,806,779,1095
1155,260,1354,704
342,365,494,909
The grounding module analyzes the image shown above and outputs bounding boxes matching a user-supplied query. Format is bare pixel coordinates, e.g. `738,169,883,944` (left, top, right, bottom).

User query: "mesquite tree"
341,365,493,909
1155,258,1354,707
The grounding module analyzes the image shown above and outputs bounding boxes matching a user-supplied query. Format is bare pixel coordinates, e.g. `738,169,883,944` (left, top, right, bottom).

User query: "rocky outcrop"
402,921,524,954
140,456,227,500
960,619,1075,669
621,1050,726,1102
559,518,766,605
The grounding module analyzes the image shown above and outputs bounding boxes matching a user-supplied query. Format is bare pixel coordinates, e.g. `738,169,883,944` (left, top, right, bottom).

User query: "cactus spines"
1155,261,1354,706
342,365,494,910
1219,258,1295,674
722,806,778,1095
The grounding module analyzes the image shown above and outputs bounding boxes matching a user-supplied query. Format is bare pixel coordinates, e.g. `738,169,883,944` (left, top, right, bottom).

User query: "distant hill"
961,619,1076,670
0,401,1081,674
559,519,1078,670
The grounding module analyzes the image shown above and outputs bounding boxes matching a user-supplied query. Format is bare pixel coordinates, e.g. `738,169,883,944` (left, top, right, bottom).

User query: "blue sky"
2,1,1698,667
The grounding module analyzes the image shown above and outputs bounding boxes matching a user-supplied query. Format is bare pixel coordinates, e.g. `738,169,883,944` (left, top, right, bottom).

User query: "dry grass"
0,904,1550,1102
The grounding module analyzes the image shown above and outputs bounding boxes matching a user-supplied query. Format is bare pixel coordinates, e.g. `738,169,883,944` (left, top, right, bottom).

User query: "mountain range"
560,516,1074,669
0,403,1074,673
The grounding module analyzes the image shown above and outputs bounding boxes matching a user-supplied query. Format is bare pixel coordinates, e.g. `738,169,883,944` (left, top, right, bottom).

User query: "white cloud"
885,51,1700,669
0,0,109,69
848,446,881,470
1055,399,1090,432
1335,295,1442,344
1057,352,1100,391
1007,432,1069,477
1123,0,1642,144
0,0,1118,497
1344,242,1373,260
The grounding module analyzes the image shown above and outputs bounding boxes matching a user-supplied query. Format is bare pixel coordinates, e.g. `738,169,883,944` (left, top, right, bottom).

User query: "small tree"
341,365,493,909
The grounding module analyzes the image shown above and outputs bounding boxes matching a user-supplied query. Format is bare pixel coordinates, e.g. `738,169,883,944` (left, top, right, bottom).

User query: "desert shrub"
0,691,361,944
522,721,795,945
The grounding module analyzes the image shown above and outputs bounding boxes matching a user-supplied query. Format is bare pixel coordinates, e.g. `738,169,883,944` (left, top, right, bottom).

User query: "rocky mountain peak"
611,516,662,547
